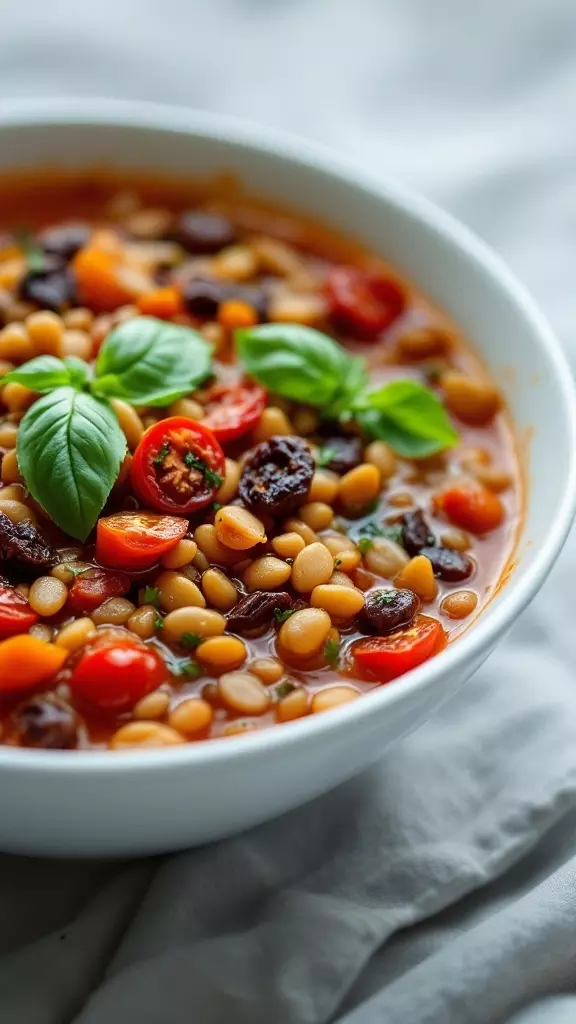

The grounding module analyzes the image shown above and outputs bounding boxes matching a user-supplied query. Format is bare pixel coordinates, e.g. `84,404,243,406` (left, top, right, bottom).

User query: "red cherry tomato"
440,485,504,534
201,381,267,442
326,266,405,339
96,511,188,572
67,568,131,615
354,615,446,681
131,417,225,514
69,634,168,711
0,585,38,637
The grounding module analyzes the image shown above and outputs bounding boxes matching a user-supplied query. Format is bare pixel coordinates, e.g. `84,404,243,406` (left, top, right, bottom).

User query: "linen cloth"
1,1,576,1020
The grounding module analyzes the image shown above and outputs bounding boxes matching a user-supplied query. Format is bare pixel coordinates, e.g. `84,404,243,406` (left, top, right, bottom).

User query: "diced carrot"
0,635,68,692
137,286,184,320
217,298,258,329
440,485,504,534
73,246,146,312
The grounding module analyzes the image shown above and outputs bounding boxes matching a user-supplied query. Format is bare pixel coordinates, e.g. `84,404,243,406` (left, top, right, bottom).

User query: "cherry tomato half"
0,585,38,637
439,485,504,535
131,417,225,514
96,511,188,572
326,266,405,339
69,634,168,712
201,381,267,442
353,615,446,681
67,568,131,615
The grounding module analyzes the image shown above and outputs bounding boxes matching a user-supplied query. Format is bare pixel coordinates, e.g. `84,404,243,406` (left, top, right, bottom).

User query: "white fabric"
1,1,576,1020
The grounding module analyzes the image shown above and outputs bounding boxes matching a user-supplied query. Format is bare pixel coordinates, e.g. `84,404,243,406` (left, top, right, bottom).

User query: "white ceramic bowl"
0,98,574,857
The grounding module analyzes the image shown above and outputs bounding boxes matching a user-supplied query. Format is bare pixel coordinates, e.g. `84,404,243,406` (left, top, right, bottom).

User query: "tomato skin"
96,512,188,571
440,486,504,534
326,266,405,339
354,615,445,681
0,586,38,637
67,569,131,615
69,636,168,711
131,417,225,514
201,381,267,442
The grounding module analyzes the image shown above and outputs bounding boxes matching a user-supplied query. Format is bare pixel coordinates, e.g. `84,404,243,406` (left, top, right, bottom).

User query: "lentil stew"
0,171,520,750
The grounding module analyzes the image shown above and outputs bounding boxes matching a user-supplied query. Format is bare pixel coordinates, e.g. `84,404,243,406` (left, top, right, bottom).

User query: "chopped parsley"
357,519,404,546
275,681,295,700
67,564,92,578
211,502,223,513
15,228,45,273
274,607,295,624
154,614,164,632
181,632,203,650
373,590,397,606
154,441,171,465
184,450,223,488
324,637,341,668
358,537,373,556
316,446,337,468
176,659,201,679
143,586,161,608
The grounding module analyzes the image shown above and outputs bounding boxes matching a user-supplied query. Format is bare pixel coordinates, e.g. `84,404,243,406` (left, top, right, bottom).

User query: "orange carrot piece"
217,299,258,329
0,635,68,692
136,286,184,320
73,247,142,312
441,485,504,534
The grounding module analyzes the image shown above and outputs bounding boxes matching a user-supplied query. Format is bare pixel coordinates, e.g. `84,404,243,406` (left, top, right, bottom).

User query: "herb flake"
184,450,223,488
324,637,341,668
144,586,161,608
154,441,171,465
274,607,295,624
181,632,203,650
276,681,295,700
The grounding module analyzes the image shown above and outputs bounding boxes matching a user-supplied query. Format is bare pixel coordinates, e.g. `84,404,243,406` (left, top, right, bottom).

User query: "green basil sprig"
237,324,458,457
6,317,213,541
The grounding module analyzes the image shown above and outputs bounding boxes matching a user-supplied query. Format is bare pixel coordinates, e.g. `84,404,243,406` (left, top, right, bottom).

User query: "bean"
329,570,357,588
133,690,170,720
1,449,22,485
279,607,331,657
395,555,437,602
218,671,270,715
109,399,144,451
291,542,333,593
441,370,501,425
310,584,365,618
28,576,68,616
298,502,334,532
192,550,210,573
25,310,64,357
194,523,242,566
214,505,267,550
223,721,257,737
292,408,319,435
283,518,317,545
364,538,409,577
249,657,284,684
253,406,293,442
168,397,204,420
440,528,471,552
0,422,18,447
333,549,361,573
62,329,93,360
196,636,247,672
168,698,213,735
473,466,512,493
127,605,158,640
243,555,291,591
161,538,198,570
29,623,54,642
397,327,448,360
276,687,309,722
311,686,361,713
339,463,381,511
441,590,479,619
0,324,34,363
388,491,414,508
155,571,206,612
215,458,241,504
55,617,97,651
272,531,306,559
201,568,238,611
307,470,339,504
109,722,185,748
63,307,93,331
364,440,397,479
91,597,136,625
162,606,226,644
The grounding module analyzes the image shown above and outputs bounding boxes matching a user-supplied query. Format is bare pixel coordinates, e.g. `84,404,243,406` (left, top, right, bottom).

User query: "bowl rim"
0,95,574,773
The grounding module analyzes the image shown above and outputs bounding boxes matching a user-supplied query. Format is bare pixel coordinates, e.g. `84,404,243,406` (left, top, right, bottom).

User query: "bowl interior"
0,104,573,675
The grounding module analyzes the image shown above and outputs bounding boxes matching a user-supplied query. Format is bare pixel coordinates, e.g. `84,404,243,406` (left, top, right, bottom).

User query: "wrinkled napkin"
2,1,576,1021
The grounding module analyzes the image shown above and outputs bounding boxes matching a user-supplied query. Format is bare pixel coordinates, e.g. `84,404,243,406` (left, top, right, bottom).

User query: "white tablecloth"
2,2,576,1021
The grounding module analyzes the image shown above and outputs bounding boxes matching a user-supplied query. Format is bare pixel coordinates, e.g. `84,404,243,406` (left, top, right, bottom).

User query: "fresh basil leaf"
236,324,367,407
93,316,212,407
4,356,77,394
63,356,91,389
16,387,126,541
354,380,458,458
